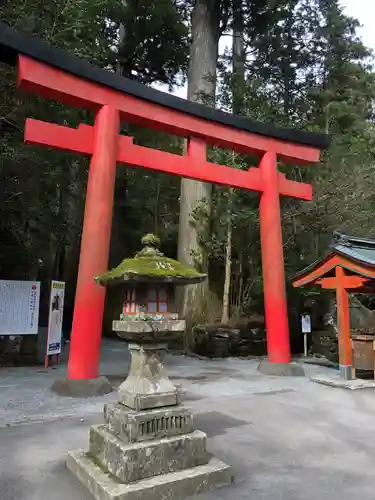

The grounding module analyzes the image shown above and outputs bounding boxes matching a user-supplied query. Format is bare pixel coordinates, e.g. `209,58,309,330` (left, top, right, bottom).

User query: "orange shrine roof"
292,232,375,290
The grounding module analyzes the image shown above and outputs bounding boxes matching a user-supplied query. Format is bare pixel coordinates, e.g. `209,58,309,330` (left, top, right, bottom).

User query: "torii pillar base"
257,360,305,377
51,376,113,398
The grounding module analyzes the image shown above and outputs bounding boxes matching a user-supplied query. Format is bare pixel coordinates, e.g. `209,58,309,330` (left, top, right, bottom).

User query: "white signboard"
301,314,312,334
0,280,40,335
46,281,65,356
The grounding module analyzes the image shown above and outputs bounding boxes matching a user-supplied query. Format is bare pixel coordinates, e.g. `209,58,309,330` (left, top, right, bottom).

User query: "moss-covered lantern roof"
95,233,207,287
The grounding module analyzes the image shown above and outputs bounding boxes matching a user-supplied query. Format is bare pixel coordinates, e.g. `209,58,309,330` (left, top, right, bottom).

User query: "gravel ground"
1,339,375,500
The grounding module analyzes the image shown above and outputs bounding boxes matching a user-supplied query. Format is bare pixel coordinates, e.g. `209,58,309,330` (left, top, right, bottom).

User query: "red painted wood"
292,253,375,287
24,119,313,200
18,55,321,164
319,275,368,289
278,173,312,201
188,137,207,160
259,151,291,364
67,106,119,380
335,267,352,368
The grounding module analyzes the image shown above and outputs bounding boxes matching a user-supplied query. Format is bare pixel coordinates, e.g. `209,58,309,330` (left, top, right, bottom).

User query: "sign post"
45,280,65,368
301,314,312,357
0,280,40,335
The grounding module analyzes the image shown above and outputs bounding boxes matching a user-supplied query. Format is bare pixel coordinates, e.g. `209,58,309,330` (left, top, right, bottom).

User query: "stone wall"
309,329,339,363
0,327,47,366
193,316,267,358
308,295,375,362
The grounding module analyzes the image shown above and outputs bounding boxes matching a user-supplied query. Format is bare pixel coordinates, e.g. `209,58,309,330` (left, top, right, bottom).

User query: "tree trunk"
221,187,233,324
109,14,129,268
220,1,244,325
282,14,293,117
232,0,245,115
62,159,84,329
177,0,221,332
154,179,161,234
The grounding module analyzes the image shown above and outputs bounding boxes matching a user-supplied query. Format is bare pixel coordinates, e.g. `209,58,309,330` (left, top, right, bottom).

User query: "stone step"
104,403,194,443
67,449,233,500
89,424,208,483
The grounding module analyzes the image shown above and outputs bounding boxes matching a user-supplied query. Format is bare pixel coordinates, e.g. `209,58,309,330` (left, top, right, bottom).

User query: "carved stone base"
104,404,194,442
118,343,180,410
89,425,208,483
68,398,233,499
67,338,233,499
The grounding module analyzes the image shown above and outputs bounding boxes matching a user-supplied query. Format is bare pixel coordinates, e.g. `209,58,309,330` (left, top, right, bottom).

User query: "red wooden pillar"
335,266,352,380
67,106,119,379
259,151,291,364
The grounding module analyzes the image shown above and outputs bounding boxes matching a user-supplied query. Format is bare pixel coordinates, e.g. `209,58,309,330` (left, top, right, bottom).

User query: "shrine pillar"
259,152,292,366
67,105,119,380
335,266,353,380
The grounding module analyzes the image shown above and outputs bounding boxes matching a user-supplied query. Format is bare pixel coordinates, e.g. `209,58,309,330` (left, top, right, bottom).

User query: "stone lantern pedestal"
67,318,233,500
114,319,185,410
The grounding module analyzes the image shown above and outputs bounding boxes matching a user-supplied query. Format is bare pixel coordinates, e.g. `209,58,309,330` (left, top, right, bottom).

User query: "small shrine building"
292,232,375,380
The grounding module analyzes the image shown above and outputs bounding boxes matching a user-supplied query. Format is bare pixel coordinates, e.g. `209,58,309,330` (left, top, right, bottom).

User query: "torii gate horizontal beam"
18,55,321,164
24,119,313,200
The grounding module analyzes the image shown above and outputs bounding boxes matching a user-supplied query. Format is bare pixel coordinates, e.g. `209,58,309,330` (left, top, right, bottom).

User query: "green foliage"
0,0,187,318
189,146,262,316
211,0,375,317
106,0,189,86
1,0,113,64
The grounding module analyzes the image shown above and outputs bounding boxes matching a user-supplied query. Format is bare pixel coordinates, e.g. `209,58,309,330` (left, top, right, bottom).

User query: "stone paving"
1,338,375,500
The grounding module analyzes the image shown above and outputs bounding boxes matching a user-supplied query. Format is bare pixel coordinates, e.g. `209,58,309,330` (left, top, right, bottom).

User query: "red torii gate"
1,23,329,381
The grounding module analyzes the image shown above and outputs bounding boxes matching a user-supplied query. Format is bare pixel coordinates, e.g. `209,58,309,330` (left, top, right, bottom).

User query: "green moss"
141,233,161,248
95,233,206,286
96,255,205,285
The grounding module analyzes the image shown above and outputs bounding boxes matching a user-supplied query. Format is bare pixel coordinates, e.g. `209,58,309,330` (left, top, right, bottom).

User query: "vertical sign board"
46,281,65,356
301,314,312,357
0,280,40,335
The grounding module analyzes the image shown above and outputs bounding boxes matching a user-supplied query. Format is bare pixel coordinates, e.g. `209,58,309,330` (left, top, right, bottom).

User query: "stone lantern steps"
89,425,208,483
67,450,232,500
67,401,233,500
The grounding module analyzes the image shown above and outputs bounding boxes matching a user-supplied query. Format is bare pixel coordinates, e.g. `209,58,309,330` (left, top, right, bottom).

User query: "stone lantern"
98,233,206,410
67,234,233,500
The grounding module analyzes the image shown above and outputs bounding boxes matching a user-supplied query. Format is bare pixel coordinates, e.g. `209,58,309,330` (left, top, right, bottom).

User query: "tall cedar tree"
177,0,224,337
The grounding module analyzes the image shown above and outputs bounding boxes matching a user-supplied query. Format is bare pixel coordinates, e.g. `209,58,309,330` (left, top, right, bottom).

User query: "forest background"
1,0,375,351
